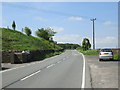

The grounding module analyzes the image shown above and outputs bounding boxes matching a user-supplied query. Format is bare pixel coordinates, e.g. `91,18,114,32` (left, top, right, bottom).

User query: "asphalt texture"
1,50,91,88
85,55,119,88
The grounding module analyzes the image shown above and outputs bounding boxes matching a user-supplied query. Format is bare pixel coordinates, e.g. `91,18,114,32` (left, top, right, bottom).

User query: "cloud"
53,34,81,44
103,21,113,25
35,16,47,22
96,36,117,44
50,26,64,32
95,36,118,48
68,16,83,21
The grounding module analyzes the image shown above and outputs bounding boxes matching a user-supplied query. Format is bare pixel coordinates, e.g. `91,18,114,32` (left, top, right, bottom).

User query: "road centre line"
46,64,55,69
21,70,41,81
1,52,67,73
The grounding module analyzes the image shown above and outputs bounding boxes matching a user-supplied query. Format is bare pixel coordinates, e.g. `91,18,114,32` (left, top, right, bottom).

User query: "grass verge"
45,51,64,58
114,54,120,60
77,49,99,55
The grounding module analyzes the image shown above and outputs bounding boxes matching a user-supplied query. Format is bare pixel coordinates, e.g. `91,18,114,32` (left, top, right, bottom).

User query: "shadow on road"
2,67,10,70
100,59,120,62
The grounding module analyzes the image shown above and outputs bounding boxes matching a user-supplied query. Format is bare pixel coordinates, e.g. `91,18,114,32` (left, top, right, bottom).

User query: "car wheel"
99,59,102,61
111,58,113,61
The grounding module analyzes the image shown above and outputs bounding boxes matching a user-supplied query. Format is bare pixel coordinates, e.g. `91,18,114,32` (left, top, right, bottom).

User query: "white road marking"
62,58,65,60
0,54,60,73
21,70,41,81
1,51,68,73
77,51,86,89
57,61,61,63
81,53,86,89
46,64,55,68
0,65,25,73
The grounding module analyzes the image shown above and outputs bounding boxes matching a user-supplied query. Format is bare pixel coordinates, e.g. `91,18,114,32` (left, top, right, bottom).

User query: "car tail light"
100,52,102,55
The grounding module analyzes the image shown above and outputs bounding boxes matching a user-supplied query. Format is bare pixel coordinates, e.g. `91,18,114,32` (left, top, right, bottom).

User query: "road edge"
77,50,92,88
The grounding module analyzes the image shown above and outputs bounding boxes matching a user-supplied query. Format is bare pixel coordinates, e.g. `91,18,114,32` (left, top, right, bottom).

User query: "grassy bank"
77,47,99,55
1,28,61,50
32,50,64,61
45,51,64,58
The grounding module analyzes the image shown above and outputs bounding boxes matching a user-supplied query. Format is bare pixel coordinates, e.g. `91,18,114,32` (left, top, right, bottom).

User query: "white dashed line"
57,61,61,64
62,58,65,60
21,70,41,81
46,64,55,68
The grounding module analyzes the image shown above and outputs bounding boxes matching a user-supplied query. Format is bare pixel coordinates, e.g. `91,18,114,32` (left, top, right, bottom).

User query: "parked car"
99,48,114,61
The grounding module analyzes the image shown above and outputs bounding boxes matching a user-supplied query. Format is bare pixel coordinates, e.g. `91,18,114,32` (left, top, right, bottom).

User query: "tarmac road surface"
1,50,91,88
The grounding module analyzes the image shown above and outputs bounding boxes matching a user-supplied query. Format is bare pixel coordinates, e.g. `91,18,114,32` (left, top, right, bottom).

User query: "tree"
36,28,49,40
24,27,32,36
12,21,16,30
36,28,56,41
82,38,91,51
47,27,56,42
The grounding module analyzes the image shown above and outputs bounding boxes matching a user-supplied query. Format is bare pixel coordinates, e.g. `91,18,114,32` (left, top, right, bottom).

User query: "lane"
3,50,85,88
2,50,71,88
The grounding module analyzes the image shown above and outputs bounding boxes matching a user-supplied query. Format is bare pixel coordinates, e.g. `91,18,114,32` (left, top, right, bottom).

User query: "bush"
24,27,32,36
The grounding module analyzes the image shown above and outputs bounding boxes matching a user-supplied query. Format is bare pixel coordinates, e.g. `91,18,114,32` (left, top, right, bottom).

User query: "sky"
1,2,118,49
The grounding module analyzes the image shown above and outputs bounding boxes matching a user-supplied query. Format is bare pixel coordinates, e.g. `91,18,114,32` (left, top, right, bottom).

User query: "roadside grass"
33,51,64,61
1,28,61,50
77,47,99,55
45,51,64,58
114,54,120,60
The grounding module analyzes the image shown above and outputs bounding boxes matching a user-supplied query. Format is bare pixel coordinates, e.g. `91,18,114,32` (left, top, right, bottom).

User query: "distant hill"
1,28,61,50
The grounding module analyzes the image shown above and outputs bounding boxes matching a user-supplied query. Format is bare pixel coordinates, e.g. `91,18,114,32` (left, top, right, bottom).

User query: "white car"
99,49,114,61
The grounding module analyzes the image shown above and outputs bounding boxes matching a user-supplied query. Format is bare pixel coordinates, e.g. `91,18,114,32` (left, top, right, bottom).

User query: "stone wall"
2,49,64,64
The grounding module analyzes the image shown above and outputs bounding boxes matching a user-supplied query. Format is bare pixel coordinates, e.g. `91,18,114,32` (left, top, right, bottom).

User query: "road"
1,50,91,88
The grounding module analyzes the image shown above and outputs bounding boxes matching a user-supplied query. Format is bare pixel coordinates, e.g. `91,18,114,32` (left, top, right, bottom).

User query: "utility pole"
90,18,96,49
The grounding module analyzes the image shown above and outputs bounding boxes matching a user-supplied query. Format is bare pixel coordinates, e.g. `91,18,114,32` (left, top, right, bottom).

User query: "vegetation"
76,38,98,55
82,38,91,51
45,51,64,58
23,27,32,36
114,54,120,60
1,28,61,50
79,49,99,55
58,43,81,49
12,21,16,30
36,28,56,41
77,47,99,55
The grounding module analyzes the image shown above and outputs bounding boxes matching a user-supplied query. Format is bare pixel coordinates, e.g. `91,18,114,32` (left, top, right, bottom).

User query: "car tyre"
99,59,102,61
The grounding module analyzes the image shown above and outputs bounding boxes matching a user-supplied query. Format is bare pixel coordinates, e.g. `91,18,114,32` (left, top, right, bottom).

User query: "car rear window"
101,49,112,52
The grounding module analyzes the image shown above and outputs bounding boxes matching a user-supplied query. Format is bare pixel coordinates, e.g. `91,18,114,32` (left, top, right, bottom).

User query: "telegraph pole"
90,18,96,49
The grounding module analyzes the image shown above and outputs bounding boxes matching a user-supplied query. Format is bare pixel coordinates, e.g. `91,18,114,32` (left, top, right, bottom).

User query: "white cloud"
96,36,117,44
96,36,118,48
35,16,47,22
53,34,81,44
68,16,83,21
103,21,113,25
50,26,64,32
